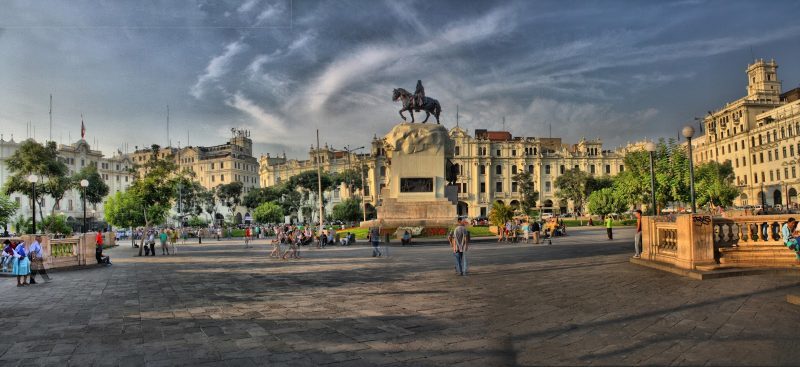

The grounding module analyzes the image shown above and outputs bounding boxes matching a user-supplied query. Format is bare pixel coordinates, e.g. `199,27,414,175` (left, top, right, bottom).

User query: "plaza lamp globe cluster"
644,142,658,216
80,179,89,233
682,125,697,214
27,174,38,234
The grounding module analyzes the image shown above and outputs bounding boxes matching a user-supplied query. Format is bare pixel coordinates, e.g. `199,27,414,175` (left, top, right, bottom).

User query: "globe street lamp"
80,179,89,233
27,174,38,234
644,142,658,216
682,125,697,213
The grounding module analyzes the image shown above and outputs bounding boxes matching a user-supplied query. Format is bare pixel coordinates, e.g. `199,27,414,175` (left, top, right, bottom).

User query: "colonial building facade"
259,127,630,221
0,137,134,230
692,59,800,208
130,129,260,223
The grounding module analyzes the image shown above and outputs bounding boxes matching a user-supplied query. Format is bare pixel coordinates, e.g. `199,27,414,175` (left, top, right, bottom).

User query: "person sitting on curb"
781,217,800,262
96,239,112,265
401,230,412,246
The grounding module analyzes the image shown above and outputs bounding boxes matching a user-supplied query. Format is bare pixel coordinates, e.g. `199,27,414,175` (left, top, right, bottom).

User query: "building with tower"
691,59,800,208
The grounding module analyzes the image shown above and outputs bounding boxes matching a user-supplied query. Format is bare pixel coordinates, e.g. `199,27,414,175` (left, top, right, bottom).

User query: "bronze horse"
392,88,442,124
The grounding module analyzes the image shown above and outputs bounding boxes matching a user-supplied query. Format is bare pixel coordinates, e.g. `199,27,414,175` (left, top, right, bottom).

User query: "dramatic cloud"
2,0,800,158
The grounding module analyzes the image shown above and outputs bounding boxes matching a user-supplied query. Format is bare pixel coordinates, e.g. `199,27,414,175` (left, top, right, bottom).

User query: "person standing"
531,220,540,244
634,210,642,258
159,229,169,255
148,230,156,256
605,215,613,240
12,240,30,287
28,235,50,284
170,228,179,254
449,220,470,276
244,226,252,248
368,225,382,257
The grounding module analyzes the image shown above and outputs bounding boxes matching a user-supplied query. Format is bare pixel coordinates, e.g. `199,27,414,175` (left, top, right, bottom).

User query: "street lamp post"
644,142,658,216
27,174,38,234
682,126,697,213
80,179,89,233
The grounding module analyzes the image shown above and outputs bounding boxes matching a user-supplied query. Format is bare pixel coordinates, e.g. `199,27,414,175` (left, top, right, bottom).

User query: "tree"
3,140,68,223
290,170,333,221
197,188,216,222
215,181,244,218
694,161,740,208
512,171,539,215
488,201,514,227
44,175,74,215
242,186,283,210
554,168,589,213
173,173,206,217
585,176,614,197
74,165,110,208
332,198,363,222
0,194,20,232
127,145,177,255
253,202,284,224
331,168,365,193
11,215,31,235
42,214,73,235
587,188,628,217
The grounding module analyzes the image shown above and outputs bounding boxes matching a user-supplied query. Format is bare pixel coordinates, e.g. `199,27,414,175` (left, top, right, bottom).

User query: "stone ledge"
630,257,800,280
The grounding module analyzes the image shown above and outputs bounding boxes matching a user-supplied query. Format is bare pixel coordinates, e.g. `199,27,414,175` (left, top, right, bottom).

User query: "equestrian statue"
392,80,442,124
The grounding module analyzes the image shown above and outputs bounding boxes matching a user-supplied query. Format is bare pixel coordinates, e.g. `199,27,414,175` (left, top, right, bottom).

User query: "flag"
81,114,85,139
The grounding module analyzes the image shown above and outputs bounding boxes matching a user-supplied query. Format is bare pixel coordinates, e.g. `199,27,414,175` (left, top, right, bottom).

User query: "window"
211,163,215,169
590,165,596,174
511,149,516,156
760,152,764,163
793,167,797,179
380,166,386,177
528,165,534,173
495,182,503,193
735,158,739,168
211,175,215,182
461,183,467,193
761,172,765,182
770,171,774,181
605,165,611,174
455,146,460,156
496,149,501,156
545,181,551,192
784,147,788,158
479,165,486,174
560,165,565,174
754,174,758,184
785,168,789,179
68,199,73,211
480,182,486,193
792,146,796,157
496,165,502,175
743,175,747,185
220,162,224,169
619,165,624,172
221,175,225,182
545,165,551,175
512,182,518,192
768,151,772,161
511,165,518,174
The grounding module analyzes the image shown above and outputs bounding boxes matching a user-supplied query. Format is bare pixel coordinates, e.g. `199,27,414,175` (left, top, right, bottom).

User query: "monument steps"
718,244,799,266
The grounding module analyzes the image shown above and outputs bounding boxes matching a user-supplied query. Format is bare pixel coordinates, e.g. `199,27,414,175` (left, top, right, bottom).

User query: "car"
541,213,554,220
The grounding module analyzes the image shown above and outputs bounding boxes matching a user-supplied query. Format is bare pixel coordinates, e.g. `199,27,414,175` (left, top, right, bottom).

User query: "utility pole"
316,129,324,234
49,94,52,142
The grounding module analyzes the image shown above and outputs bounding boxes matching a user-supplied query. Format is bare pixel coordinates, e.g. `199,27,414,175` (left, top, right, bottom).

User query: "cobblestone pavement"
2,227,800,366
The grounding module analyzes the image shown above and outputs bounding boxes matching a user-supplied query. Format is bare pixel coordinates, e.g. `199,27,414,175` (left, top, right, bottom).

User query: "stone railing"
712,215,787,247
641,214,797,270
641,214,715,269
10,233,98,270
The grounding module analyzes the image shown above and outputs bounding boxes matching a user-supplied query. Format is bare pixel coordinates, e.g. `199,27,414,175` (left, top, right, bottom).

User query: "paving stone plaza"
2,227,800,366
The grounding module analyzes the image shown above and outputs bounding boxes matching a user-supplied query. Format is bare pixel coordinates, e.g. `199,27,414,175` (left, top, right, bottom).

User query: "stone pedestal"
362,123,456,228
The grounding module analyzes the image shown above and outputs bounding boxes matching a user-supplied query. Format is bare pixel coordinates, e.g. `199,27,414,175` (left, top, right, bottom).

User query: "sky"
2,0,800,159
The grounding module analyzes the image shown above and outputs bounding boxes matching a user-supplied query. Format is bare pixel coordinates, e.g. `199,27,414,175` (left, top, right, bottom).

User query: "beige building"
130,129,260,223
0,137,133,230
259,127,629,221
692,59,800,207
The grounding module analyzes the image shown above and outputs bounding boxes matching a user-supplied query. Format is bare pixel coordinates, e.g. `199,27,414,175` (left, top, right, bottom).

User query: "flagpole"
316,129,324,235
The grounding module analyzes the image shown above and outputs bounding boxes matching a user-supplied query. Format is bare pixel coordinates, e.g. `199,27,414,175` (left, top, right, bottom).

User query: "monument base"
360,197,456,228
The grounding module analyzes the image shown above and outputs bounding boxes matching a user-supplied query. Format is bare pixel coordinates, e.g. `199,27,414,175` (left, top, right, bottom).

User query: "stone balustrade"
641,214,798,270
5,233,101,270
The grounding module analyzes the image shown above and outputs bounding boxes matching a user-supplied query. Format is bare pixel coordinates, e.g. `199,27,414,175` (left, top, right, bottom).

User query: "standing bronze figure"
392,80,442,124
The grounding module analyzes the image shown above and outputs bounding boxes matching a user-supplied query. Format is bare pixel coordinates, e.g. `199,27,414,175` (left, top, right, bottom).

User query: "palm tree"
488,201,513,240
